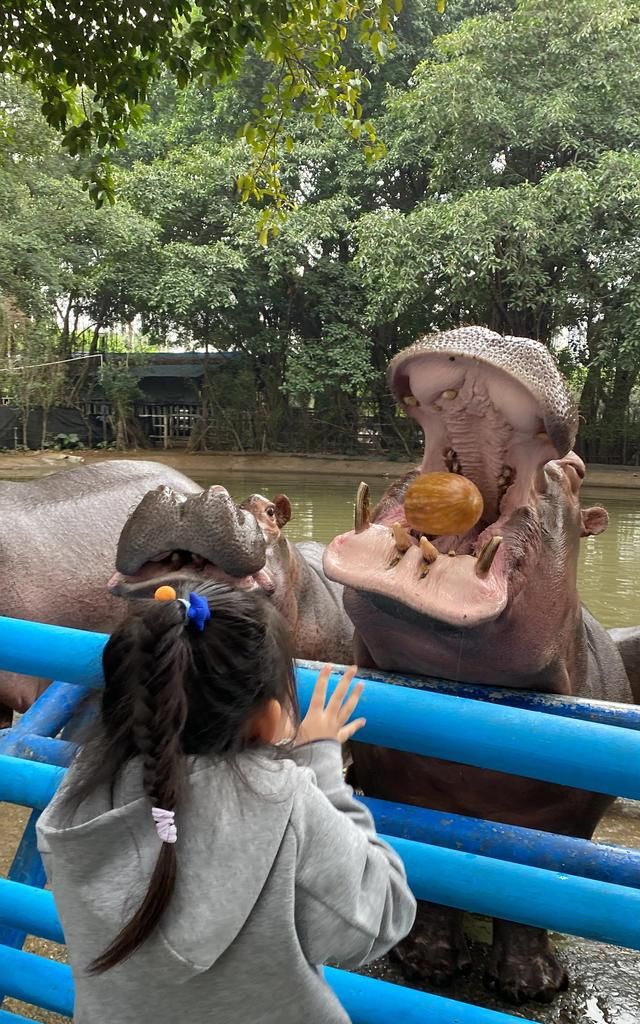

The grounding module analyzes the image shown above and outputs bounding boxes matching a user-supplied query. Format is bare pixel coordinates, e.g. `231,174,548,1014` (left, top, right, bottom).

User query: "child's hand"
295,665,366,746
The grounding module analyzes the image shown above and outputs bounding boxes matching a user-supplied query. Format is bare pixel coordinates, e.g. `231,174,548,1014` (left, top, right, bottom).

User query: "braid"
131,618,189,810
90,604,189,974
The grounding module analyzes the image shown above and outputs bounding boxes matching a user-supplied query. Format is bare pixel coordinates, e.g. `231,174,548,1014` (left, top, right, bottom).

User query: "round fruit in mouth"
404,472,484,537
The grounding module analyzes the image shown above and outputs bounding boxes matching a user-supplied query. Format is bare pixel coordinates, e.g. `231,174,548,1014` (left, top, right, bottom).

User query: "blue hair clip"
184,592,211,632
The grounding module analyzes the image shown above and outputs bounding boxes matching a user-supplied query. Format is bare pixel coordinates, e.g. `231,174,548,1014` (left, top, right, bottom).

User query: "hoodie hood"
37,750,299,979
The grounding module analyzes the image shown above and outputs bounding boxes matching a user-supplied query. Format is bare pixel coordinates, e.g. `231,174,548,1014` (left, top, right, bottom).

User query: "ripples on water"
193,473,639,630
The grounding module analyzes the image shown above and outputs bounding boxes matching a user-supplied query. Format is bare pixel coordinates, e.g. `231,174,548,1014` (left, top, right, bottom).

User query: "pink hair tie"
152,807,177,844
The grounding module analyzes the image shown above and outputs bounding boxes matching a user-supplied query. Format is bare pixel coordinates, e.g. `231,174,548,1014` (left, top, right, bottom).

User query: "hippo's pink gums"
323,326,638,1006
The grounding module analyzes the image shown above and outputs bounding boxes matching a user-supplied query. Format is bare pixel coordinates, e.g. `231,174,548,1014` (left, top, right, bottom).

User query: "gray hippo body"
110,487,353,665
0,460,201,716
323,326,637,1005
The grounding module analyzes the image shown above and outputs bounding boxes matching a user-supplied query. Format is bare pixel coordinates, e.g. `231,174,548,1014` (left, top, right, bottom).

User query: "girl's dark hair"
84,582,298,974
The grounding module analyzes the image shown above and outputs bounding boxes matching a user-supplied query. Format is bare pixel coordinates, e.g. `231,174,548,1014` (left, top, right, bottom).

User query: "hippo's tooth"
475,536,503,577
419,536,438,563
402,394,419,406
192,554,206,570
354,481,370,533
448,549,456,557
441,389,458,400
392,523,413,553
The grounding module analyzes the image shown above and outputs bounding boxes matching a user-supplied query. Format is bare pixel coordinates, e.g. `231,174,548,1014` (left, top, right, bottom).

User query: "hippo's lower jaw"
108,553,275,600
325,495,540,628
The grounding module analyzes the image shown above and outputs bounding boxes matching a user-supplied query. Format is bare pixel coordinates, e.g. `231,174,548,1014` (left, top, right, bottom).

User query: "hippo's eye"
267,507,276,518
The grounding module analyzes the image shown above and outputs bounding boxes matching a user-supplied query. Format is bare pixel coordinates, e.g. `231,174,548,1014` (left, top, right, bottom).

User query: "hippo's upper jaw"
324,327,578,630
108,485,275,599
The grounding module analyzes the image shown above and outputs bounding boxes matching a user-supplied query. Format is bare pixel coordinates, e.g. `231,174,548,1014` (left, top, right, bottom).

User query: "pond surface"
187,471,639,630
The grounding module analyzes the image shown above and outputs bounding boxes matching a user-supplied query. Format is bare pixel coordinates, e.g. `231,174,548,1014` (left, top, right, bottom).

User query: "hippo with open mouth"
109,485,353,664
323,326,636,1005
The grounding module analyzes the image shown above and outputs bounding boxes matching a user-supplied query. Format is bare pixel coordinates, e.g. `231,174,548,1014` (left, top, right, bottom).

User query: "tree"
0,0,403,219
355,0,640,460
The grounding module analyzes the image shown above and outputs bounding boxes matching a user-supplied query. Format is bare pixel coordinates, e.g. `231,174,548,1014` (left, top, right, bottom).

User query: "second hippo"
109,485,353,665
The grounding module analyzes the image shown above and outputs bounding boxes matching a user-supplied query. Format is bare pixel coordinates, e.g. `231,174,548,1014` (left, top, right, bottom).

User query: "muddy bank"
0,449,639,489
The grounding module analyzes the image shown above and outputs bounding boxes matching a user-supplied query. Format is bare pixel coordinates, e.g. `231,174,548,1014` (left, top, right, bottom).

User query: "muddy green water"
188,472,639,630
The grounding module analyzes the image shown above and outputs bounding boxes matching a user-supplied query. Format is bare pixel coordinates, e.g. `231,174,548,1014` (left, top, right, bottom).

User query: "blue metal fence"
0,616,638,1022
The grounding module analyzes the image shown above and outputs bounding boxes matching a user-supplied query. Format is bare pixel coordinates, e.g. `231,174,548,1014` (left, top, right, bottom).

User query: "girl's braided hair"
81,582,298,973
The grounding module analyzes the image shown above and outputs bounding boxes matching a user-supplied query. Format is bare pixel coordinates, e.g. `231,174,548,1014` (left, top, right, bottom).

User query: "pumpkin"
404,472,483,537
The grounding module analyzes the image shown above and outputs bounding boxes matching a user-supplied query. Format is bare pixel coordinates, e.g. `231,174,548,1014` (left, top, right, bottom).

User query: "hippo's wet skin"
110,486,353,664
0,460,201,720
324,326,636,1005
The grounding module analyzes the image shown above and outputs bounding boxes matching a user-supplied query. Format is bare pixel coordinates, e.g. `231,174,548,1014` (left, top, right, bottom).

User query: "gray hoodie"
37,740,416,1024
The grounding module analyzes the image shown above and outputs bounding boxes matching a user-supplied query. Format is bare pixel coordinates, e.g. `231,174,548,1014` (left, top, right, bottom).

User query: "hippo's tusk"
419,536,438,563
392,523,412,552
475,536,503,577
355,481,370,533
170,551,186,570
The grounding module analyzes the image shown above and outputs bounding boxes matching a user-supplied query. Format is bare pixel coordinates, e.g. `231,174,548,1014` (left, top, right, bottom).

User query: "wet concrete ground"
1,799,639,1023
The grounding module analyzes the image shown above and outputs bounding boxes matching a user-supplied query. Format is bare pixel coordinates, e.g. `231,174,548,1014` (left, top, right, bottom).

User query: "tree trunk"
41,407,49,449
598,366,639,463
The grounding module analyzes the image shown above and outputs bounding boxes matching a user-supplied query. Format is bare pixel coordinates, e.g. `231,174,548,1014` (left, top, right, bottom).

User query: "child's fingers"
338,717,366,742
337,681,364,725
327,665,358,712
309,664,332,710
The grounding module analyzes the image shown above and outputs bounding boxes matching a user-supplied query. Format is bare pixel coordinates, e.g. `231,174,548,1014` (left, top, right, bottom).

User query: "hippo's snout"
113,485,268,595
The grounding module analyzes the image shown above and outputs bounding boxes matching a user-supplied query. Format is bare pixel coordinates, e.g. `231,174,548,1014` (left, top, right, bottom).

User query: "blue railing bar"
297,668,640,799
325,968,537,1024
0,683,87,755
0,755,64,809
0,812,47,958
0,879,64,944
5,742,640,892
298,659,640,731
9,735,77,768
0,944,536,1024
392,835,640,949
4,751,640,893
0,946,74,1016
0,617,106,688
0,618,637,733
361,797,640,890
3,829,639,951
1,618,639,797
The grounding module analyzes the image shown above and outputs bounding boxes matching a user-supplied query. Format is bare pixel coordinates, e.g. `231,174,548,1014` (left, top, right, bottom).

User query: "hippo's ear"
581,506,609,537
273,494,292,528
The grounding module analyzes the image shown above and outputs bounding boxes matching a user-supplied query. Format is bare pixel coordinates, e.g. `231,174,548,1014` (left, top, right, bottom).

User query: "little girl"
37,582,416,1023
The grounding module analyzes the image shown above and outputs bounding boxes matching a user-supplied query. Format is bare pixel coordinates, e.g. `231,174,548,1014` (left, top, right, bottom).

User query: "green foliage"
0,0,404,218
50,432,82,450
1,0,639,461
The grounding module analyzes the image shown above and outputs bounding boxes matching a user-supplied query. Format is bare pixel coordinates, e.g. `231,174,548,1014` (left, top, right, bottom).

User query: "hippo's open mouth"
324,327,577,629
108,484,274,599
108,550,275,599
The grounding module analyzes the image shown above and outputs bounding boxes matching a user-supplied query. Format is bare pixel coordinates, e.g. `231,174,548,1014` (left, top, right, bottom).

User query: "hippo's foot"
0,704,12,729
484,921,569,1005
390,902,471,987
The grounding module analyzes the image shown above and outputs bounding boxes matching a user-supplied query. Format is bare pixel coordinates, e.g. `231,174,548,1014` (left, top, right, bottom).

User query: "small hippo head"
324,326,608,684
109,484,274,599
240,493,292,544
